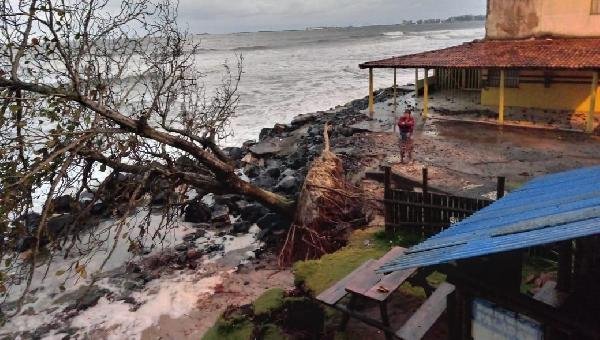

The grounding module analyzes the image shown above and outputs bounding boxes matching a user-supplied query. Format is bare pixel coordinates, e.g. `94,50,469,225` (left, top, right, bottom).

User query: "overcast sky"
177,0,487,34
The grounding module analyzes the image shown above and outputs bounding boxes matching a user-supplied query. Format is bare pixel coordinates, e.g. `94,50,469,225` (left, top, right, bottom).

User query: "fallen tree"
279,123,364,265
0,0,295,311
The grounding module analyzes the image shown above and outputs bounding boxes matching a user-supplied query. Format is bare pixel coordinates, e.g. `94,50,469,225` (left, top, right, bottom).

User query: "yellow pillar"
499,69,505,125
368,68,375,117
423,68,429,119
586,71,598,133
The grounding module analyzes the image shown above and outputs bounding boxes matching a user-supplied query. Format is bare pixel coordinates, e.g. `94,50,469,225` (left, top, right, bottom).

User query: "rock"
250,141,282,156
186,248,202,261
232,221,252,234
20,212,41,232
223,147,244,161
257,213,288,231
275,176,298,194
240,203,269,223
184,200,211,223
266,166,281,179
211,204,230,223
193,223,211,231
175,243,189,252
291,112,317,126
280,169,296,178
183,232,201,242
52,195,77,214
205,243,224,253
90,202,107,216
47,214,75,237
245,164,260,178
259,127,273,140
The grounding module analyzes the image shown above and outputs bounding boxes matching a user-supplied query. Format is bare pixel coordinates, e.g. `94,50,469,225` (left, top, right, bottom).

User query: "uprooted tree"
0,0,296,309
0,0,364,313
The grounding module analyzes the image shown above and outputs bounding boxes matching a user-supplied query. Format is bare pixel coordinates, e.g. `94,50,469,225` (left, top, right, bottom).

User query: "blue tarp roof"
379,166,600,274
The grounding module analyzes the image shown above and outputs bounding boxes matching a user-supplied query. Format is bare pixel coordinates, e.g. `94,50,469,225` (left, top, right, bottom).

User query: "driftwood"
279,123,364,265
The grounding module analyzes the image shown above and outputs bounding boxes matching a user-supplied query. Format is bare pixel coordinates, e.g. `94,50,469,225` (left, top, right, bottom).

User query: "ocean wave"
382,31,406,37
232,45,270,51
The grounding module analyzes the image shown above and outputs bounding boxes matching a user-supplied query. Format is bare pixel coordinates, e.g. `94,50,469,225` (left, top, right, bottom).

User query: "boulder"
232,221,252,234
240,203,269,224
257,213,288,231
52,195,77,214
275,176,298,194
184,200,211,223
245,164,260,178
223,147,244,161
47,214,75,237
250,141,282,156
266,166,281,179
291,113,317,126
211,204,230,224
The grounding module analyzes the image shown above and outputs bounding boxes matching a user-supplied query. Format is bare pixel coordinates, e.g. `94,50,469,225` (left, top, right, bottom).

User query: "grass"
202,319,254,340
293,227,392,295
253,288,285,316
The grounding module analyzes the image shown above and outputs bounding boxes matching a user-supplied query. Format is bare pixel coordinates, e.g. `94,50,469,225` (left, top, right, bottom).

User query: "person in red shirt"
397,110,415,162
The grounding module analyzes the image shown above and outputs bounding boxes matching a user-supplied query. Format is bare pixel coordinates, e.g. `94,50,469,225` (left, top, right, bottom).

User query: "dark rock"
20,212,41,232
47,214,75,237
211,204,230,223
242,140,257,150
232,221,252,234
275,176,298,194
175,155,197,170
193,223,211,232
291,113,317,126
280,169,296,178
240,203,269,223
259,127,273,140
52,195,78,214
175,243,189,252
183,232,201,242
184,200,211,223
266,166,281,179
71,286,110,311
257,213,288,231
90,202,107,216
186,248,202,261
205,243,224,253
245,164,260,178
223,147,244,161
250,141,282,156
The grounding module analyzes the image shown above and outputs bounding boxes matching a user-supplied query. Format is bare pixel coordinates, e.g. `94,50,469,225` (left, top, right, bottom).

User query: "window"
593,0,600,15
487,69,519,88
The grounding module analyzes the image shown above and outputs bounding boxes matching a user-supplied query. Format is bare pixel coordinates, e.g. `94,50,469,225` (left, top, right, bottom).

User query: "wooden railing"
383,166,500,235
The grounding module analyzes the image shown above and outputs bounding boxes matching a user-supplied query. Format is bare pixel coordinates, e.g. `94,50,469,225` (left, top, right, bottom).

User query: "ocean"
192,21,486,146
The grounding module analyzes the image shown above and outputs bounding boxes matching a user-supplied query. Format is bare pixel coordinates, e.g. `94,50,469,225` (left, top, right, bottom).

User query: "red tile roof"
359,38,600,70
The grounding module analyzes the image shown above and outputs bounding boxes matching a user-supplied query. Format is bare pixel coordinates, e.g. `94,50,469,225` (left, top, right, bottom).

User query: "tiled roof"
379,166,600,273
359,38,600,70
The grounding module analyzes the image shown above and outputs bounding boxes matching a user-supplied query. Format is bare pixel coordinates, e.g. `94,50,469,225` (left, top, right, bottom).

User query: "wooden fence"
383,167,500,235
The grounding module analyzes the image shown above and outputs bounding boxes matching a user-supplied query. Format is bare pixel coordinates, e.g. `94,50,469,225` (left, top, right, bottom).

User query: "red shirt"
397,115,415,133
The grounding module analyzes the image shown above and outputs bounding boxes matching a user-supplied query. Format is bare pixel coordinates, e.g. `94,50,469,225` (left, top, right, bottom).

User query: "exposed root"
278,123,364,266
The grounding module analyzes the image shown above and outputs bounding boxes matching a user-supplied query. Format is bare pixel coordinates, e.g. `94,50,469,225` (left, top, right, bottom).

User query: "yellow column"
586,71,598,133
369,68,375,117
393,68,397,113
499,69,505,125
423,68,429,119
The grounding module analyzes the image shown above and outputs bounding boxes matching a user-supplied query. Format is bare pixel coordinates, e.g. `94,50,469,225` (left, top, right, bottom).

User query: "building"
379,166,600,339
360,0,600,132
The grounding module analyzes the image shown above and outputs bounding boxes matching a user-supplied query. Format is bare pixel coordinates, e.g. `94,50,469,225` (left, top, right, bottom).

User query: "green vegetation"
203,316,254,340
293,227,392,295
253,288,285,316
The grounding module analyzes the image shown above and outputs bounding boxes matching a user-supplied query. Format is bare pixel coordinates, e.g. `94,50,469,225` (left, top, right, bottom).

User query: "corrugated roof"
379,166,600,274
359,38,600,70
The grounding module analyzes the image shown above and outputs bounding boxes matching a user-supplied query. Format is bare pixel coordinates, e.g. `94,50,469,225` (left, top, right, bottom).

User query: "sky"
177,0,487,34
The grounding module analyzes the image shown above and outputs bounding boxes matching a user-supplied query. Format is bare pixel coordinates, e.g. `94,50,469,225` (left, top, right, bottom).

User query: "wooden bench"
316,247,455,340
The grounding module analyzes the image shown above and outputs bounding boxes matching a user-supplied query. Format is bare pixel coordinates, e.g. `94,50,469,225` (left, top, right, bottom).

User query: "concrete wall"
486,0,600,39
481,70,600,112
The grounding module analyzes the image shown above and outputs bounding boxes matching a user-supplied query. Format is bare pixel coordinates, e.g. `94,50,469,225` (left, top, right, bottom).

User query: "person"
397,110,415,162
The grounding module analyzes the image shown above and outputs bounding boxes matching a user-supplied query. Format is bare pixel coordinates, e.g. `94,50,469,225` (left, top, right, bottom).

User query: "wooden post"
384,166,392,235
424,68,429,119
496,176,505,200
422,167,429,194
369,68,375,117
586,71,598,133
499,69,505,125
557,241,572,292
